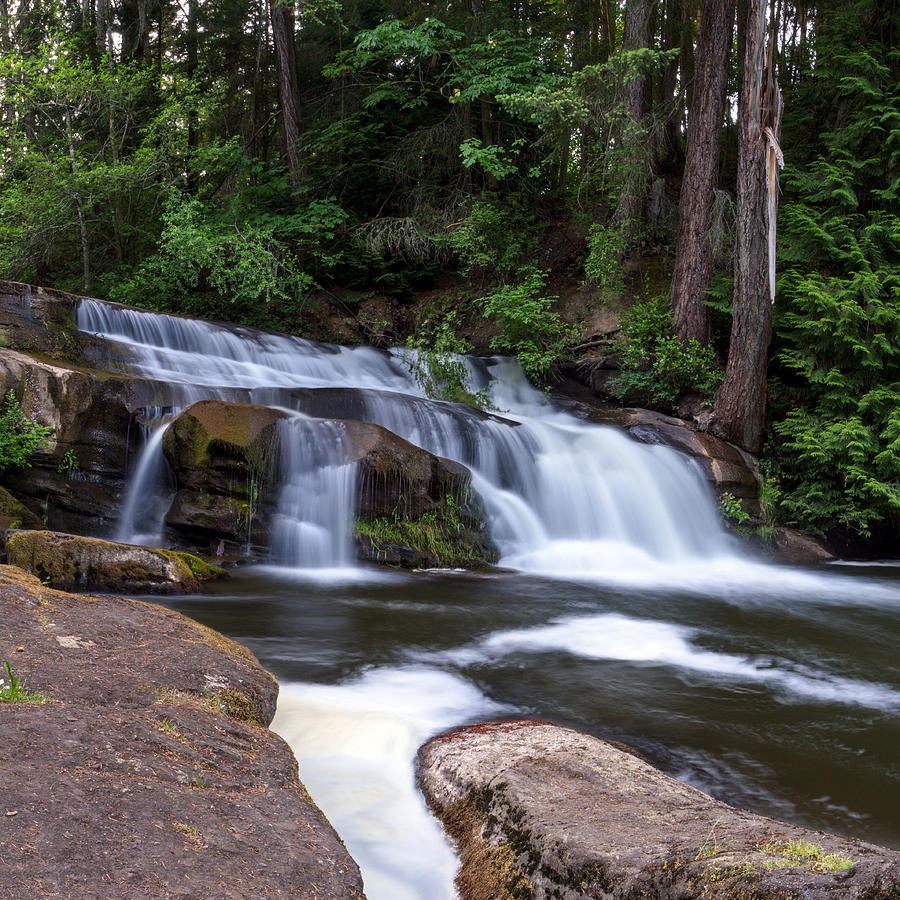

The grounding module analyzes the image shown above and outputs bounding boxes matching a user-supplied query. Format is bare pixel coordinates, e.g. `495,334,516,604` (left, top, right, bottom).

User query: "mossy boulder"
162,400,290,554
162,400,288,494
339,419,496,568
162,400,496,567
6,530,227,593
0,485,42,534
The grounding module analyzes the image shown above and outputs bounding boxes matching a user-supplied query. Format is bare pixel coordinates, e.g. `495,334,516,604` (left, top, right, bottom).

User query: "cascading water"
81,301,900,899
115,412,176,545
269,416,358,569
77,298,731,573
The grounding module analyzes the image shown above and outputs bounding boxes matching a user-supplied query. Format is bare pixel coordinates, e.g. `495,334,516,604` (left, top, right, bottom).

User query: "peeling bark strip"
710,0,782,453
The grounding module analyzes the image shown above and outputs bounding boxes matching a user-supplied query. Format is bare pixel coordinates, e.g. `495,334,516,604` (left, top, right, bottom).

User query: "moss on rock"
0,485,42,536
6,530,227,593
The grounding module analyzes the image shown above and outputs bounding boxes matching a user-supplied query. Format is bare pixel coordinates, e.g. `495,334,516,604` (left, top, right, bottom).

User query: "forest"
0,0,898,551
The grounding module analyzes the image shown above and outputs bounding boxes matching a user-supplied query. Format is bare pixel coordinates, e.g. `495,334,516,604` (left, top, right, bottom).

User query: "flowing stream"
77,301,900,897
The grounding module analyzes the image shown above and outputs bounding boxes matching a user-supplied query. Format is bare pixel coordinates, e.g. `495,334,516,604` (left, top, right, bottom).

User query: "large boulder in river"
6,529,226,593
343,418,496,568
162,400,496,567
419,720,900,900
162,400,290,554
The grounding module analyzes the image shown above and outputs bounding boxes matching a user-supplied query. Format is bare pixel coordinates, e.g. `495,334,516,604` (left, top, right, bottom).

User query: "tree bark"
670,0,735,344
269,0,303,188
616,0,656,254
64,106,91,294
710,0,782,452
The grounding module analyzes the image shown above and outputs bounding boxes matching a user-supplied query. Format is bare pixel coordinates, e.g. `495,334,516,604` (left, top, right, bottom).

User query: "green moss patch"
355,496,488,568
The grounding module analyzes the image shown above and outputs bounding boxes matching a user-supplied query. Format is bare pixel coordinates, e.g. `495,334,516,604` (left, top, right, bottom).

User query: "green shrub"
403,313,491,409
718,492,750,525
613,296,721,408
482,267,573,382
583,222,625,300
447,196,537,279
0,390,52,471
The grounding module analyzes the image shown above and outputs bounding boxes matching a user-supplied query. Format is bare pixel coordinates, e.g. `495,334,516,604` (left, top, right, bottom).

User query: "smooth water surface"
158,561,900,899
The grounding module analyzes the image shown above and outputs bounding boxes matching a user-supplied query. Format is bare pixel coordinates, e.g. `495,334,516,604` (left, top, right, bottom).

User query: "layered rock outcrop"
161,399,496,567
161,400,289,555
0,564,365,899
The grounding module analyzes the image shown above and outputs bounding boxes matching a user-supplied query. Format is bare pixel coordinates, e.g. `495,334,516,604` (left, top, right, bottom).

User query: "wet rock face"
418,720,900,900
161,400,497,567
0,349,136,538
5,529,227,593
0,564,365,899
161,400,290,555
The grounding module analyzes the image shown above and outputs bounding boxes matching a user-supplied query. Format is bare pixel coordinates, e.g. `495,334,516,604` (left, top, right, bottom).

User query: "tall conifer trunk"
270,0,303,188
670,0,734,344
710,0,782,452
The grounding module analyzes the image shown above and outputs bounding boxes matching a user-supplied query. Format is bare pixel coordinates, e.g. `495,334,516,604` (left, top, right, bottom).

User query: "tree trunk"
64,106,91,294
615,0,656,254
186,0,199,194
624,0,654,121
270,0,303,188
710,0,782,452
670,0,735,344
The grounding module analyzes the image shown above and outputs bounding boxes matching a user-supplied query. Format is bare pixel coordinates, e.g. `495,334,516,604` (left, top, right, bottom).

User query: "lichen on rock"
418,720,900,900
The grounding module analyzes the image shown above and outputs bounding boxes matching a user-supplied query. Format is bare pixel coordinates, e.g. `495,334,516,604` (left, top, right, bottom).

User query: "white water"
77,298,730,573
270,416,358,568
272,668,503,900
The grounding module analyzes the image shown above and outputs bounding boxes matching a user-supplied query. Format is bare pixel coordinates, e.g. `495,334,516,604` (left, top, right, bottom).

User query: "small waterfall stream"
78,299,730,574
269,417,358,569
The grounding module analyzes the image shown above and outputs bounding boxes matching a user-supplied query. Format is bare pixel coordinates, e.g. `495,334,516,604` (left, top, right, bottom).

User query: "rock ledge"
0,564,365,899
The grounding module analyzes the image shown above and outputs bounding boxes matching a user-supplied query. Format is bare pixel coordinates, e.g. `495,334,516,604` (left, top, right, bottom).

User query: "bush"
613,296,721,408
582,222,625,300
0,390,51,471
403,313,491,409
482,268,573,382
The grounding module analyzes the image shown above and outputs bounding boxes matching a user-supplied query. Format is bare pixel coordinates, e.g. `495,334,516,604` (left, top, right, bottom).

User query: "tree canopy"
1,0,898,547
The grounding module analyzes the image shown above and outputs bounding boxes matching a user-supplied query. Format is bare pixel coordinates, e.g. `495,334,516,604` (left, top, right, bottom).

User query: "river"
76,299,900,897
155,560,900,898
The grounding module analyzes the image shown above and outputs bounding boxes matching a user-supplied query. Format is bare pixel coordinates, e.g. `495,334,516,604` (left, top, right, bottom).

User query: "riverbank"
0,564,364,899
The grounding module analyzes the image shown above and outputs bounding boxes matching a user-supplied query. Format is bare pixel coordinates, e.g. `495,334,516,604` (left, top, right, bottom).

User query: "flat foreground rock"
0,564,364,899
418,720,900,900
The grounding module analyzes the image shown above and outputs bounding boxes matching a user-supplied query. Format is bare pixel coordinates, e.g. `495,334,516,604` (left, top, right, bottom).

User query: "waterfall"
78,299,732,574
115,417,174,545
269,417,357,569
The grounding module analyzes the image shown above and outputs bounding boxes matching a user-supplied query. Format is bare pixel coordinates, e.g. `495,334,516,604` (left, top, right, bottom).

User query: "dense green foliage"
0,390,52,471
0,0,898,545
614,296,721,408
769,1,900,539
